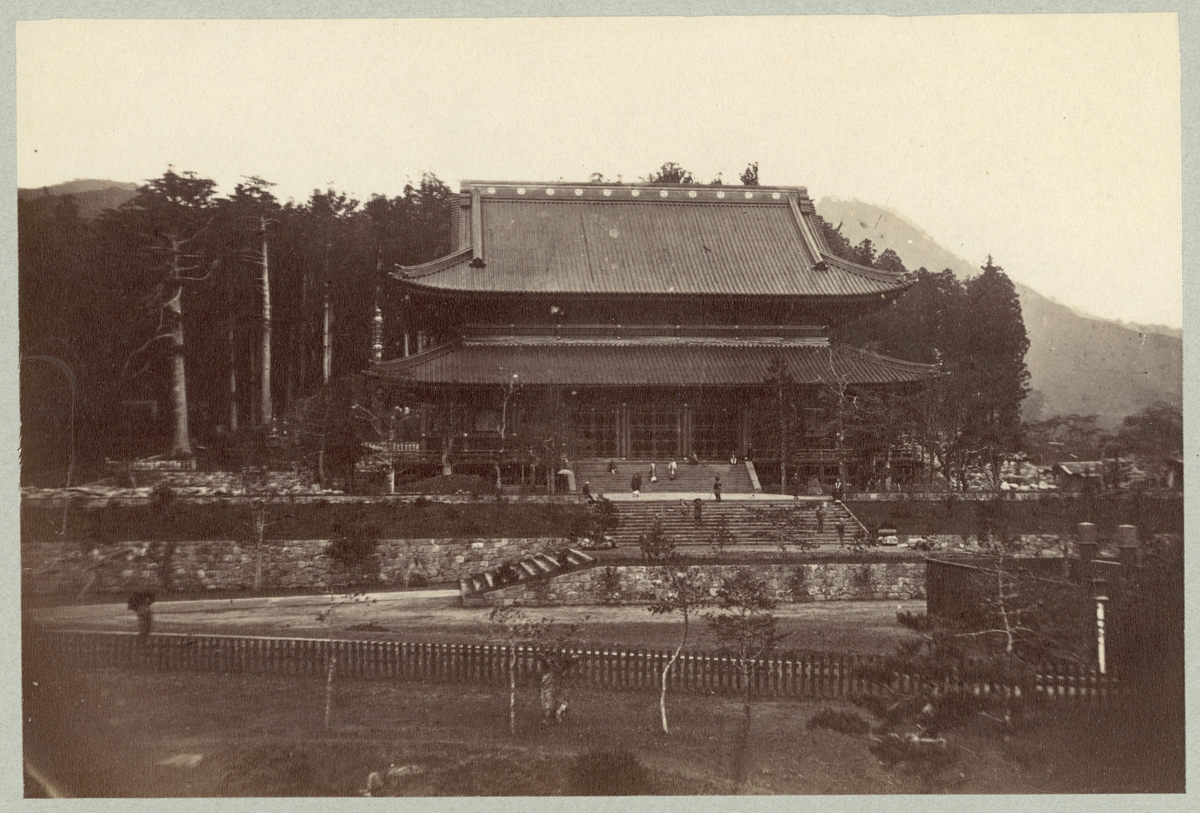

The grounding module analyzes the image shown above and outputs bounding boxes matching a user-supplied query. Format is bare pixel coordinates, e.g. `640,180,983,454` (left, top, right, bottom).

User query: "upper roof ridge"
457,180,812,205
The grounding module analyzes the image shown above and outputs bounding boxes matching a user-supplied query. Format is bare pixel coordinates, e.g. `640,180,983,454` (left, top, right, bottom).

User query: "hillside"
18,179,138,220
816,198,1182,426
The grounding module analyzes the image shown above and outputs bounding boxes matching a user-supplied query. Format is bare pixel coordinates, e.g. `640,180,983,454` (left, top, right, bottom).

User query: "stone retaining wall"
476,562,927,607
22,537,561,595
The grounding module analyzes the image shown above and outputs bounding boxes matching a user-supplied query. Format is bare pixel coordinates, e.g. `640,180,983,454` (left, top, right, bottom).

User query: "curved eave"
390,275,911,307
818,251,910,286
368,341,940,387
394,247,474,279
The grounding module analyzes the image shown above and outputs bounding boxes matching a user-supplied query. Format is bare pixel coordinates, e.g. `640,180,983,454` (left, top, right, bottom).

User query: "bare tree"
488,606,545,736
353,403,415,494
750,505,815,554
648,566,709,734
315,591,375,729
257,215,273,425
487,607,585,734
706,569,788,785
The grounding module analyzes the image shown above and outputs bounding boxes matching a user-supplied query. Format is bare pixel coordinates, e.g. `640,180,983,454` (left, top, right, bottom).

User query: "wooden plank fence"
28,630,1118,704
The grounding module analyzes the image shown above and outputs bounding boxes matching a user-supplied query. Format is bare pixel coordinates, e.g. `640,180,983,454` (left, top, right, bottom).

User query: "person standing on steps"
835,519,846,546
832,478,845,503
694,498,703,524
631,472,642,497
815,502,826,534
649,462,657,484
713,475,722,502
669,460,677,480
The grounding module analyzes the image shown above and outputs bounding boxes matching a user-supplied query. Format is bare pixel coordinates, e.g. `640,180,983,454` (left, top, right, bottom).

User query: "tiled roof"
393,182,908,299
371,335,937,387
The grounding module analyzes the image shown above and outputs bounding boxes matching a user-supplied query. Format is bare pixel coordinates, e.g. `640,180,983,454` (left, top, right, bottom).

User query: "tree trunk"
659,616,689,734
322,284,332,385
260,217,272,426
735,665,753,786
508,652,517,735
324,653,336,728
252,503,265,591
227,324,238,433
166,239,192,459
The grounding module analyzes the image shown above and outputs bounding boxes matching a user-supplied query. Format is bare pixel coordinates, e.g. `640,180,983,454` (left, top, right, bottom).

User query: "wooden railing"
30,630,1118,703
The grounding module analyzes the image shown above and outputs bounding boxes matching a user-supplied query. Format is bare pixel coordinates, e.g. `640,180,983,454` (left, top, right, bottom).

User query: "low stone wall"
476,562,926,607
22,537,561,595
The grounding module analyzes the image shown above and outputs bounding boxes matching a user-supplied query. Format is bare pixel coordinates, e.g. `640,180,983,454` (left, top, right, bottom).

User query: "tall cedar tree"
97,169,219,459
827,233,1031,488
18,171,452,480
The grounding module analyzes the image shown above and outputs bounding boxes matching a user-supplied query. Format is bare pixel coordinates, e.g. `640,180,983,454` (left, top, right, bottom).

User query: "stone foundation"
475,562,927,607
22,537,562,595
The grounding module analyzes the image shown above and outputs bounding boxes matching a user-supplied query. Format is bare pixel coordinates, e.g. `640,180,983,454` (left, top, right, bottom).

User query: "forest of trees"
19,169,453,484
23,161,1165,492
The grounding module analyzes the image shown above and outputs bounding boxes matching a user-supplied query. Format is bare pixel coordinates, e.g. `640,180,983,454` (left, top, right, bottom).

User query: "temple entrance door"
630,407,680,458
692,406,739,460
571,406,619,457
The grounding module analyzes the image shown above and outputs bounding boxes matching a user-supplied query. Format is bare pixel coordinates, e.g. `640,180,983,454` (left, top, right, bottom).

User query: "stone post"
1076,522,1098,581
1116,524,1139,573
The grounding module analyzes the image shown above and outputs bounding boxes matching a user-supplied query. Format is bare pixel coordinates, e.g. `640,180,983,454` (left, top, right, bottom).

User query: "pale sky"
15,14,1183,328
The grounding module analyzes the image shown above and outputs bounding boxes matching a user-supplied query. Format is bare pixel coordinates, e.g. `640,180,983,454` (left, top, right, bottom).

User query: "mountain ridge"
18,180,139,220
816,197,1182,427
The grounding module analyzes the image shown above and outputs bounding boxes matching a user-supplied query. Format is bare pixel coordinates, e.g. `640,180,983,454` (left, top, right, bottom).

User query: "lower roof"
370,337,937,387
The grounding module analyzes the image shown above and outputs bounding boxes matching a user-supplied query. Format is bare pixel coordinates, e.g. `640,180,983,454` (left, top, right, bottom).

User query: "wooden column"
681,402,692,458
619,402,630,458
738,407,750,458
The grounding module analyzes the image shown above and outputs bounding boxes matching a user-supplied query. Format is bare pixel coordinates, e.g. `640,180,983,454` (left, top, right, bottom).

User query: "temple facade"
367,180,935,492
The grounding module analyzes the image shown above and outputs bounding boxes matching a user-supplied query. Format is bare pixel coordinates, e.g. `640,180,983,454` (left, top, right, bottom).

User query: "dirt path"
30,594,928,654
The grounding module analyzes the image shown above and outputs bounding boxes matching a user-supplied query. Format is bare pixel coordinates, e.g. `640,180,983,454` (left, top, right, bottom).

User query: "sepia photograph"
14,10,1186,798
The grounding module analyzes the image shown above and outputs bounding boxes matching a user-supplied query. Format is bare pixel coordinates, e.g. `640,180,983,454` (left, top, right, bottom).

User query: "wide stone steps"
459,548,596,598
607,500,867,548
573,459,756,495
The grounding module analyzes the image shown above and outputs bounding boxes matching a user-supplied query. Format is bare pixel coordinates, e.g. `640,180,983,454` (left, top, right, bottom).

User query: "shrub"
896,610,933,632
567,750,652,795
786,566,811,602
851,564,876,595
808,708,870,735
707,516,736,556
598,566,622,604
637,518,675,563
326,521,381,577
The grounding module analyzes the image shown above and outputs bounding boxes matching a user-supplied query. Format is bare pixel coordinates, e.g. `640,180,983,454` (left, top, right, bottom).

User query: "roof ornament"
813,260,830,272
371,290,383,364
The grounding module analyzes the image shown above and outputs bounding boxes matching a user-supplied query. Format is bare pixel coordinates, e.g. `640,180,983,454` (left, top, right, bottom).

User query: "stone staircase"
608,499,868,548
458,548,596,600
573,459,757,496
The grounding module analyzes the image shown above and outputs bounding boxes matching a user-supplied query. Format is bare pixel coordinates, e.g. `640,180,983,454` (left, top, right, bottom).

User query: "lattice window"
572,407,618,457
631,408,679,458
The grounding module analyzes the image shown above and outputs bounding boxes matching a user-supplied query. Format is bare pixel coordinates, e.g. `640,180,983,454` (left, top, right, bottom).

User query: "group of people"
599,459,729,501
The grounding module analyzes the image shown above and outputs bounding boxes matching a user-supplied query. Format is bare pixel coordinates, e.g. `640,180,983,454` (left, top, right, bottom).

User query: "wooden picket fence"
29,630,1118,703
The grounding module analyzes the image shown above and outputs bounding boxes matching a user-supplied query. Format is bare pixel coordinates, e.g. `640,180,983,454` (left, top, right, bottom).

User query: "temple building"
367,180,935,493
